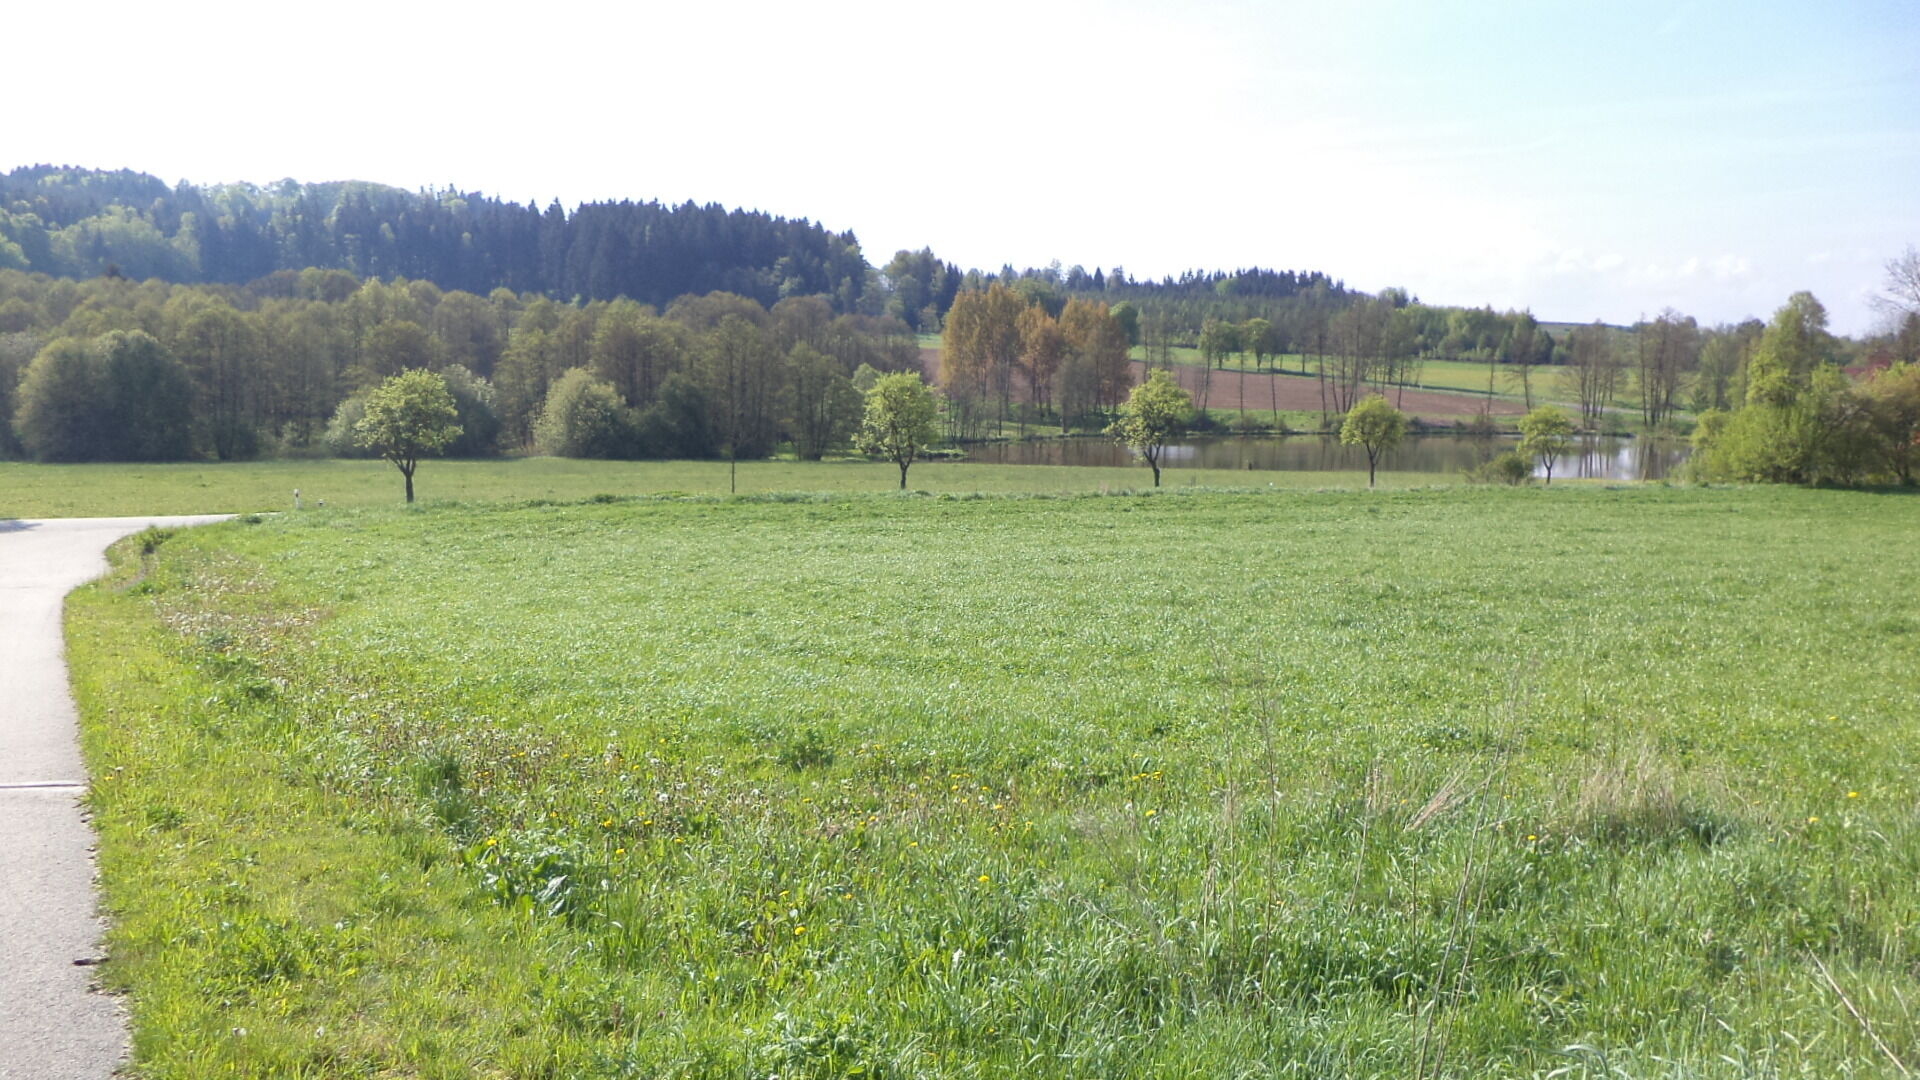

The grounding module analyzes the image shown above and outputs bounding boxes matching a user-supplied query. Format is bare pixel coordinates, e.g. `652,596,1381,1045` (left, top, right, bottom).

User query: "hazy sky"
9,0,1917,332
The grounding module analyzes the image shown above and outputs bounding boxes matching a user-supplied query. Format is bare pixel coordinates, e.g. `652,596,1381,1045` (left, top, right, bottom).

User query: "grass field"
68,484,1920,1077
1,457,1458,519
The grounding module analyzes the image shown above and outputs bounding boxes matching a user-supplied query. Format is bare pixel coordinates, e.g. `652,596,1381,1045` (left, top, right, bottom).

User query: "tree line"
4,169,1391,343
0,166,869,311
9,166,1608,382
0,268,921,463
939,283,1134,438
1,168,1363,341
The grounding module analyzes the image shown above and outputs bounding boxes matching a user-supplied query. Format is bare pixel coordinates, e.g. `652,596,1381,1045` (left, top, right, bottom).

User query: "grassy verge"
73,485,1920,1076
70,537,586,1076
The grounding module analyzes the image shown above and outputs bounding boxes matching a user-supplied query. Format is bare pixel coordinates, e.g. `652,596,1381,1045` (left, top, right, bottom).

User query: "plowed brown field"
916,350,1522,419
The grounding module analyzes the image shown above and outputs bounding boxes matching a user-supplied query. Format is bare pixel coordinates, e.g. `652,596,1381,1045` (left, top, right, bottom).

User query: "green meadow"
68,483,1920,1077
2,457,1437,519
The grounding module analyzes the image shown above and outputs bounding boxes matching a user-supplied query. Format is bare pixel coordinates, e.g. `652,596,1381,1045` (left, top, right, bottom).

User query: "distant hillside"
0,166,871,311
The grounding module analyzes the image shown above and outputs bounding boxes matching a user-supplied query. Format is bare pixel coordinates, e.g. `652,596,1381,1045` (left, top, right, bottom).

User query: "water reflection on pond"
960,434,1692,481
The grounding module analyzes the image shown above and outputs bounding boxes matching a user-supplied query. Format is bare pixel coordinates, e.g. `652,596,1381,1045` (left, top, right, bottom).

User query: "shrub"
535,369,635,459
1185,410,1226,434
1697,367,1882,485
324,392,378,458
1458,412,1499,442
1467,450,1532,485
633,371,717,459
440,365,505,457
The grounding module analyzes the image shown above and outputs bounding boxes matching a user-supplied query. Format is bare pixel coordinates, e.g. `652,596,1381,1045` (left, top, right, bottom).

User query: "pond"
959,434,1693,481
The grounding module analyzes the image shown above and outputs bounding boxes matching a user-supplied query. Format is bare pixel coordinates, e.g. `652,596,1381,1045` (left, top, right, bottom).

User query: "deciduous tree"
1562,321,1622,422
13,331,194,462
703,315,784,491
1876,245,1920,318
1016,304,1063,428
1339,393,1406,488
1518,405,1575,484
355,368,461,502
1107,369,1193,486
784,343,862,460
856,372,938,489
1864,362,1920,484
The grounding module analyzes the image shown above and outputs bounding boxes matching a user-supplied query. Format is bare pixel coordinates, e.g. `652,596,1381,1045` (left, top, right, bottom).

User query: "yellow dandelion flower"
614,848,625,856
978,874,991,884
1847,791,1859,798
1808,816,1819,824
794,925,807,935
484,836,498,847
1145,809,1157,818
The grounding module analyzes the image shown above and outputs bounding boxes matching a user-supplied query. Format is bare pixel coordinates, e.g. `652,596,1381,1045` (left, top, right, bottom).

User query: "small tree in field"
1107,369,1193,486
856,372,939,489
355,369,461,503
1339,394,1407,488
1518,404,1576,484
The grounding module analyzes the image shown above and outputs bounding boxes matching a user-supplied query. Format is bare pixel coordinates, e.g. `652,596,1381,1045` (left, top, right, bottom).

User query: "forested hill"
0,166,872,310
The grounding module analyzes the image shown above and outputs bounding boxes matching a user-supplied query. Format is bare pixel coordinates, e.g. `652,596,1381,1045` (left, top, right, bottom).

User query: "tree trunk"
402,463,415,503
899,460,909,489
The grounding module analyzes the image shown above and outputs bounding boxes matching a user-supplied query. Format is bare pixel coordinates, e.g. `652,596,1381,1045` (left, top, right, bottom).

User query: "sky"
7,0,1917,334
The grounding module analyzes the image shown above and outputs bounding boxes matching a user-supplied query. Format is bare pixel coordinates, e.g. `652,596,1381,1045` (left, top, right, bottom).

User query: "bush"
633,372,717,459
440,365,504,457
1457,412,1499,441
324,392,378,458
535,369,635,459
1186,410,1226,434
1467,450,1532,485
1696,368,1882,485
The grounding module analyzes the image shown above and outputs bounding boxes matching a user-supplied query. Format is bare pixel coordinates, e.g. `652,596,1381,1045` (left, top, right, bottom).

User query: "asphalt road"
0,516,230,1080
